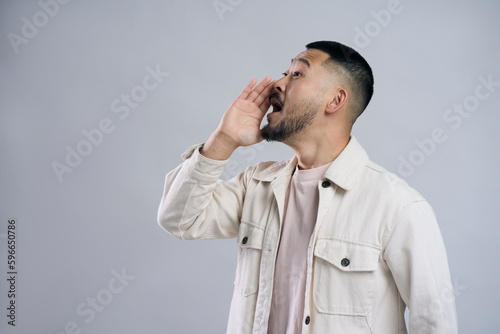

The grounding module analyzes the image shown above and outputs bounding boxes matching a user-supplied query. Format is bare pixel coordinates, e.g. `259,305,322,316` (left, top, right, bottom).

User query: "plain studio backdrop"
1,0,499,333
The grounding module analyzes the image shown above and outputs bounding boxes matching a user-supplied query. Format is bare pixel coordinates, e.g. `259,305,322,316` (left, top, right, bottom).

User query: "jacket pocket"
234,220,265,297
313,238,380,316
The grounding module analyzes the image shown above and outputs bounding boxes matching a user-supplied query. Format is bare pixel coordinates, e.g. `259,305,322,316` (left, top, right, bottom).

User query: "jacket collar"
252,156,298,183
252,136,369,191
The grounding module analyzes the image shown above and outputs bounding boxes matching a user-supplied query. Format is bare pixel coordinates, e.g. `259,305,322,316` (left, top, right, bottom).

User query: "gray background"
1,0,499,333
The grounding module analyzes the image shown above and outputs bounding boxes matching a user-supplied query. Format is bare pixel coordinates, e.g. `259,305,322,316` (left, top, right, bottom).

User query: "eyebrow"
291,57,310,68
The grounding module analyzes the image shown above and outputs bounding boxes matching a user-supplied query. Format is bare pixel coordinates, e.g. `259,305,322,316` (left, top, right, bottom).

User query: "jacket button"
305,316,310,325
321,180,331,188
242,237,248,245
341,258,350,267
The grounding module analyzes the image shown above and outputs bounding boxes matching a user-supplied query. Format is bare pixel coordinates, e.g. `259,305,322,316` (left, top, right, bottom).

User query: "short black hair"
306,41,374,124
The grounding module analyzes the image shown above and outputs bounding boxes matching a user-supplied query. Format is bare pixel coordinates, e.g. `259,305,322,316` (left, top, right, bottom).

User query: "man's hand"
201,77,274,160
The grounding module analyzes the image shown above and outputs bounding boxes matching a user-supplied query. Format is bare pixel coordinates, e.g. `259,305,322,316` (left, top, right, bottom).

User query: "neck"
285,129,351,170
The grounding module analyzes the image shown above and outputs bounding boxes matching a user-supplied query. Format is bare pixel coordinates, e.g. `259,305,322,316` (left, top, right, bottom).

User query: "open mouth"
269,94,283,113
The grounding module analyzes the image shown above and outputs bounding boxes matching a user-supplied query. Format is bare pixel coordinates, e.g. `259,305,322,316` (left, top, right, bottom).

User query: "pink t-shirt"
267,162,332,334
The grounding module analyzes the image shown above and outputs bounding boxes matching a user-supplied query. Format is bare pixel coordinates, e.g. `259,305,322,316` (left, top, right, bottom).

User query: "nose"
273,76,288,93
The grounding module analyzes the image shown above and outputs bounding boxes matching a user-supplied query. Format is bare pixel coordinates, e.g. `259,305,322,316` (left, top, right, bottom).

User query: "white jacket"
157,137,458,333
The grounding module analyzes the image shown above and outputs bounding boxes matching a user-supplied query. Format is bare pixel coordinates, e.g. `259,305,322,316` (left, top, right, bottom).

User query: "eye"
282,71,302,77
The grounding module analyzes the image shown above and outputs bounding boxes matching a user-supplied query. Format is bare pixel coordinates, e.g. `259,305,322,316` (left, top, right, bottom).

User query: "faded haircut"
306,41,374,125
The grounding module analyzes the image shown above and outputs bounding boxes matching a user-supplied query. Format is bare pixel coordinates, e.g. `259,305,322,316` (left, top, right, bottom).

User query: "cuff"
180,143,229,183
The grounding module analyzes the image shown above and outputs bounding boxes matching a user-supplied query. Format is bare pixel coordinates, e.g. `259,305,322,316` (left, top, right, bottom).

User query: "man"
157,41,458,333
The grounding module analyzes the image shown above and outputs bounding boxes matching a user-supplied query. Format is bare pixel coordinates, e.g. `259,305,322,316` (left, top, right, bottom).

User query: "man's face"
261,48,332,142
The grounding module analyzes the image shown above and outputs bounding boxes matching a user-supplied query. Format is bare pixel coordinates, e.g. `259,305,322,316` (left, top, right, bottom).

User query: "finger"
246,76,272,102
248,76,272,102
259,98,272,114
236,78,257,100
254,79,276,109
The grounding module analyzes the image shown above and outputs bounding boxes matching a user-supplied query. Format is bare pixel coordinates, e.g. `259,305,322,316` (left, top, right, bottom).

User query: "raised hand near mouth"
200,76,274,161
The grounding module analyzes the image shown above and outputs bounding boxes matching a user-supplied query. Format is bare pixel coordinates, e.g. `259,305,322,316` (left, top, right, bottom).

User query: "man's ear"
325,87,348,114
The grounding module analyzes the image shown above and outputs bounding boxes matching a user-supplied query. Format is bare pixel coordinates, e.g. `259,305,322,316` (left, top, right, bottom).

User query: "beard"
260,97,322,142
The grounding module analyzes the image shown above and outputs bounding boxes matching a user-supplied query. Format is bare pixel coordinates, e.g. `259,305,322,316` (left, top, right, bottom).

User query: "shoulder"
361,159,426,206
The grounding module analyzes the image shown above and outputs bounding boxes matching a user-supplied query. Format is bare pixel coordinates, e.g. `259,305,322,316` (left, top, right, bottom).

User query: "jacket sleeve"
157,143,248,240
383,200,458,333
